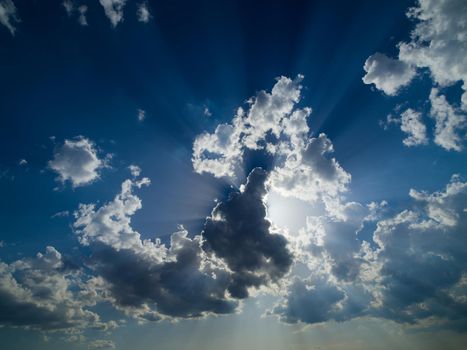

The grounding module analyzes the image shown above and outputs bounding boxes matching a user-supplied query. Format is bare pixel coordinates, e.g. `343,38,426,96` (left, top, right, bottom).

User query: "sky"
0,0,467,349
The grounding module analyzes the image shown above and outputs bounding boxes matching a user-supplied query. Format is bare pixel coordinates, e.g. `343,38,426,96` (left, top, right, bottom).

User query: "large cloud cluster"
73,175,238,320
363,0,467,151
193,76,351,217
71,164,295,320
274,176,467,330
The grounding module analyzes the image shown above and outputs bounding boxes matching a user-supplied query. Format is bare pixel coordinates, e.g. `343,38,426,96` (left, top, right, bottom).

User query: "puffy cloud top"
49,137,108,188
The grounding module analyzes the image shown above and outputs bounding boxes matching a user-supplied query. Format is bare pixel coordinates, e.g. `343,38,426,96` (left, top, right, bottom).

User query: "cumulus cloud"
274,175,467,330
273,277,345,324
99,0,127,27
49,136,109,188
73,176,238,319
399,108,429,146
202,168,293,298
384,108,429,147
0,246,107,331
193,76,351,217
363,0,467,150
362,53,416,96
429,88,466,151
136,2,151,23
399,0,467,110
0,0,19,35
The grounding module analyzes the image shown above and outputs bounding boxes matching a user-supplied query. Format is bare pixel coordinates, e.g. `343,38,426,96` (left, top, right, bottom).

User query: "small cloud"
0,0,20,36
99,0,127,28
203,106,212,117
51,210,70,219
18,159,27,166
128,165,141,177
48,136,109,188
137,108,146,122
362,53,415,96
136,2,151,23
62,1,88,26
88,340,116,349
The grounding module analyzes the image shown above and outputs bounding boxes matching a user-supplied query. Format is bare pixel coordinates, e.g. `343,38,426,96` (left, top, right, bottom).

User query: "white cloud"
128,164,141,177
192,111,244,177
399,0,467,111
0,0,19,35
193,76,351,216
363,0,467,151
203,106,212,117
137,108,146,122
73,177,153,252
400,108,428,146
136,2,151,23
362,53,416,96
18,158,27,166
49,136,108,188
62,1,88,26
429,88,466,151
99,0,127,27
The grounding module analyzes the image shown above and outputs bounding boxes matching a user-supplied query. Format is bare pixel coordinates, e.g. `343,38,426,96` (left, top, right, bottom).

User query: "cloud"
73,176,238,319
63,1,88,26
128,164,141,177
192,76,304,178
0,246,107,331
136,2,151,23
203,106,212,117
429,88,466,151
268,132,351,216
88,340,116,349
99,0,127,27
371,176,467,328
49,136,109,188
274,175,467,330
399,0,467,111
362,53,416,96
202,168,293,298
193,76,351,217
0,0,19,35
192,113,244,177
384,108,429,147
74,177,151,251
137,108,146,122
363,0,467,151
273,277,345,324
399,108,429,147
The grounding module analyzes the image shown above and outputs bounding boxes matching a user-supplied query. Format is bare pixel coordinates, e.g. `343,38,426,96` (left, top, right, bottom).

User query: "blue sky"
1,0,467,349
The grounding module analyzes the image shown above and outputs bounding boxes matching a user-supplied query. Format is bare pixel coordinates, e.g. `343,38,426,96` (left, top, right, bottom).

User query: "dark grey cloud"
202,167,293,298
0,246,107,331
88,231,238,319
273,278,345,324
